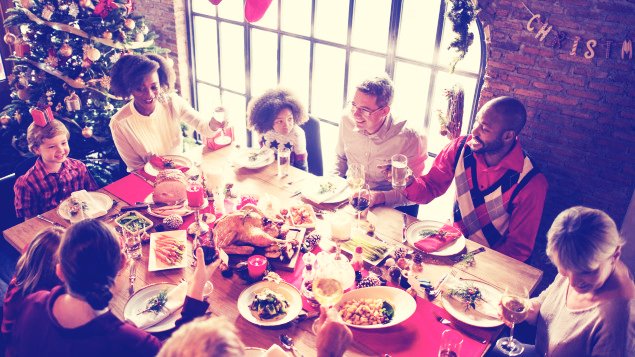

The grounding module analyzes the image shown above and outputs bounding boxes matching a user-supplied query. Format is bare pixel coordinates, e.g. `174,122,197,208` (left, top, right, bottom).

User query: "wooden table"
3,145,543,356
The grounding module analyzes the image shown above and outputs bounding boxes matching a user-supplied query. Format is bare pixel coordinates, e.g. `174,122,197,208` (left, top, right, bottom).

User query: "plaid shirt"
13,158,98,219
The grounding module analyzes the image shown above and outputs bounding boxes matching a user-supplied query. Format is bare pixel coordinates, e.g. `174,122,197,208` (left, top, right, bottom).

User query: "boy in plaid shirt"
14,117,97,219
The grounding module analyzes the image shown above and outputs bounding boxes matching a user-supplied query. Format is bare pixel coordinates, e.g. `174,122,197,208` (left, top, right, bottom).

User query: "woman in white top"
495,206,634,356
109,54,224,171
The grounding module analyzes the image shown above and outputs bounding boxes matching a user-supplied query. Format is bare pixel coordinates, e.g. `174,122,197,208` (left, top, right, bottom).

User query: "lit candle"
247,255,268,279
186,182,205,207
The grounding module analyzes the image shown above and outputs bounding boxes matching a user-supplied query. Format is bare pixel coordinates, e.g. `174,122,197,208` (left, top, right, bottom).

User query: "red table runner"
278,254,496,357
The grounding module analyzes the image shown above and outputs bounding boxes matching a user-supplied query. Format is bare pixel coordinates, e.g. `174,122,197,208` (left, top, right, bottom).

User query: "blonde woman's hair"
546,206,625,272
26,119,70,154
158,316,245,357
14,226,64,295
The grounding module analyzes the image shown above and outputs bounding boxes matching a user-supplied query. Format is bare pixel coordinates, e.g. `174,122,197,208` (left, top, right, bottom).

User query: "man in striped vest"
403,97,548,262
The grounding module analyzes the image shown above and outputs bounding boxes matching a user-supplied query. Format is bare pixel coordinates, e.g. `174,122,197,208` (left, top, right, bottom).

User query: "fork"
128,261,137,295
435,315,487,344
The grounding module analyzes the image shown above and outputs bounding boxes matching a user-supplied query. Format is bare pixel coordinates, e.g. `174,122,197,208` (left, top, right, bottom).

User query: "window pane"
351,0,391,53
311,44,345,121
219,22,246,93
217,0,244,22
392,61,431,131
428,71,477,153
346,51,386,99
192,0,216,15
222,91,247,145
250,29,278,96
193,17,219,85
196,83,221,117
252,0,278,29
397,0,441,63
280,36,310,108
281,0,311,36
314,0,349,45
438,16,482,73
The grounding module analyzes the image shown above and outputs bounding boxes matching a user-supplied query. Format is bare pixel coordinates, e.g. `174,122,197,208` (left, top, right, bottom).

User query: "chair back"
300,116,323,176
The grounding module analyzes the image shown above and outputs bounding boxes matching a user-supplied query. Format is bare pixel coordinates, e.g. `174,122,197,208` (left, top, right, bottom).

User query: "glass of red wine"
350,184,371,225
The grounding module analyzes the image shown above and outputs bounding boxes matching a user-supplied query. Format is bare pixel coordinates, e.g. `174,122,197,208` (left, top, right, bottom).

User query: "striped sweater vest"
452,137,539,247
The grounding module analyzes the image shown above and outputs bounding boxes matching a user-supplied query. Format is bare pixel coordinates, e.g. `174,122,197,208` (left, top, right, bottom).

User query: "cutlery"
401,213,408,244
131,171,153,186
279,334,303,356
128,261,137,295
289,191,301,198
36,215,64,227
427,270,454,300
435,315,487,344
451,247,486,263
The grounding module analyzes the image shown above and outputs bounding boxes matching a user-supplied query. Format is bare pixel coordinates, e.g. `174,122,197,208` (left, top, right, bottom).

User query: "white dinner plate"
234,148,275,169
143,155,193,177
123,282,181,333
335,286,417,329
406,220,466,256
441,279,504,328
57,192,113,220
237,280,302,327
148,230,189,272
144,194,195,218
301,176,351,204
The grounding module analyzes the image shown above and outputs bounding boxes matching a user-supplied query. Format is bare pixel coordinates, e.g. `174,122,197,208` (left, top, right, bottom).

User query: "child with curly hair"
247,88,308,170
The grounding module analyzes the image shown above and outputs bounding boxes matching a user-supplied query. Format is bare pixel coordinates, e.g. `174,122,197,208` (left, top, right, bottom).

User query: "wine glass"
495,288,530,356
346,163,365,190
213,107,231,146
311,258,345,335
350,184,370,224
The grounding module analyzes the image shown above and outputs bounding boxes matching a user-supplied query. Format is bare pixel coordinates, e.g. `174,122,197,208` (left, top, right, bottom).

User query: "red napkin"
148,156,190,173
414,224,462,253
206,127,234,151
103,174,154,205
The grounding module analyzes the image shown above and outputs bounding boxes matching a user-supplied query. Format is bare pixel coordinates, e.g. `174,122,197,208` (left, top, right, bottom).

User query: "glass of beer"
495,288,530,356
391,154,410,189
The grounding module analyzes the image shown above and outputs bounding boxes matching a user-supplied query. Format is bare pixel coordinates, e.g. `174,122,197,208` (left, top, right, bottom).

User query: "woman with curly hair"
247,88,308,170
109,54,225,171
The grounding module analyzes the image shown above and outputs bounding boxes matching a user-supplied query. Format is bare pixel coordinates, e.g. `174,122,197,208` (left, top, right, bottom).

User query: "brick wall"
137,0,634,228
477,0,635,229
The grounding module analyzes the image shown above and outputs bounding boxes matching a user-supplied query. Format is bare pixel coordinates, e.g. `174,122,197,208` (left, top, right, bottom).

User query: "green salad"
249,288,289,320
116,212,152,233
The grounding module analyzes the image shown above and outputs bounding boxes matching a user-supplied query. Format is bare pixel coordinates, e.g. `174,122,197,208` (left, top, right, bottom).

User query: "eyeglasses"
348,101,384,119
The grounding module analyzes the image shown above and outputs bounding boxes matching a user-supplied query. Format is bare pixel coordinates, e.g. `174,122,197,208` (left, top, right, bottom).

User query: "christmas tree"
1,0,166,185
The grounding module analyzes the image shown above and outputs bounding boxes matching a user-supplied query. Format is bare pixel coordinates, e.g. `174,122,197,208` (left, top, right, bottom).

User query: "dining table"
3,144,543,356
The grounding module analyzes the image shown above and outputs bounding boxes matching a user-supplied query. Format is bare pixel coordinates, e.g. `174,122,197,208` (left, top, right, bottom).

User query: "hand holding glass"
391,154,411,189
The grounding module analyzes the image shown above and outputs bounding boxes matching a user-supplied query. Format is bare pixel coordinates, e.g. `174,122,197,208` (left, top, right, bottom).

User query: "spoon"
279,334,303,356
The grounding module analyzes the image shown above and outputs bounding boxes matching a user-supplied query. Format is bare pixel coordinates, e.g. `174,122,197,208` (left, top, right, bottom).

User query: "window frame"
185,0,486,152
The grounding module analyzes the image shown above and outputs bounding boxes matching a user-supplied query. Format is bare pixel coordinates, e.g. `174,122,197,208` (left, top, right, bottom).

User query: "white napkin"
128,281,188,330
69,190,107,222
302,176,348,204
446,280,500,319
262,344,289,357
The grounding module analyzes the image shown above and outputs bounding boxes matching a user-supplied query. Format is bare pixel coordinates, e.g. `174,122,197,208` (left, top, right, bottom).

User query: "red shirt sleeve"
404,136,464,204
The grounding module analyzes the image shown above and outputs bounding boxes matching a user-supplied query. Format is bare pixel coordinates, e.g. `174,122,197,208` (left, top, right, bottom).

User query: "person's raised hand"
188,247,221,300
316,307,353,357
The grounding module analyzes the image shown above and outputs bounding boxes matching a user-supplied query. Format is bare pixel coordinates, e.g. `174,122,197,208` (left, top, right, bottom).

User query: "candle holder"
186,198,209,237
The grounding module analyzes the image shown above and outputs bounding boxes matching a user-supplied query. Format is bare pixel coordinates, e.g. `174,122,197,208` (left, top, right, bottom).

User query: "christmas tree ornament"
140,24,149,35
3,33,17,45
14,39,30,58
94,0,118,18
14,111,23,123
55,102,63,112
109,51,121,64
68,3,79,17
134,32,144,42
0,114,10,126
102,30,112,40
19,24,30,35
100,75,111,89
79,0,94,8
16,86,30,101
58,43,73,57
81,57,92,68
59,4,69,11
82,126,93,138
245,0,273,23
64,91,81,111
45,49,59,68
46,89,56,106
124,18,136,30
83,45,101,61
41,4,55,21
20,0,33,9
103,102,114,111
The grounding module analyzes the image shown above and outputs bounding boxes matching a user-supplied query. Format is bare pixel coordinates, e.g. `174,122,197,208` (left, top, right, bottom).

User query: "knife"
451,247,486,263
36,215,64,227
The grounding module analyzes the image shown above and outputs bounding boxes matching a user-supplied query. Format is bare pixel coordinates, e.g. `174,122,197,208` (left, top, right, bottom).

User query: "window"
187,0,484,167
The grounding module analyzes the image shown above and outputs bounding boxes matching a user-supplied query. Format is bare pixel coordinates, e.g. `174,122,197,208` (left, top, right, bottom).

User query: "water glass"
438,329,463,357
277,147,291,177
391,154,409,189
124,231,142,260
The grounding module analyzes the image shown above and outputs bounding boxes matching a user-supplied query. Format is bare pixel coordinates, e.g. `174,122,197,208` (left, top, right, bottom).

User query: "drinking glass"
277,147,291,177
213,107,232,146
327,213,353,261
123,230,142,260
346,163,365,190
438,329,463,357
311,258,345,335
391,154,410,189
350,184,371,223
495,288,530,356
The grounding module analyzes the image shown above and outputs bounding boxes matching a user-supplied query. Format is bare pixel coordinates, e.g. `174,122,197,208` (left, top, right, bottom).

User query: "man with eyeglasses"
334,74,427,216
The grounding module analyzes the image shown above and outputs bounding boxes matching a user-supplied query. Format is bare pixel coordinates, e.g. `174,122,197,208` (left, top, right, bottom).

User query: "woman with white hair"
514,206,634,356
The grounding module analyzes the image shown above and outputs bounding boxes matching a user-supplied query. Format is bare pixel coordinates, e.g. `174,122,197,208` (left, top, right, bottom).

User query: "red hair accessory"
30,106,54,127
